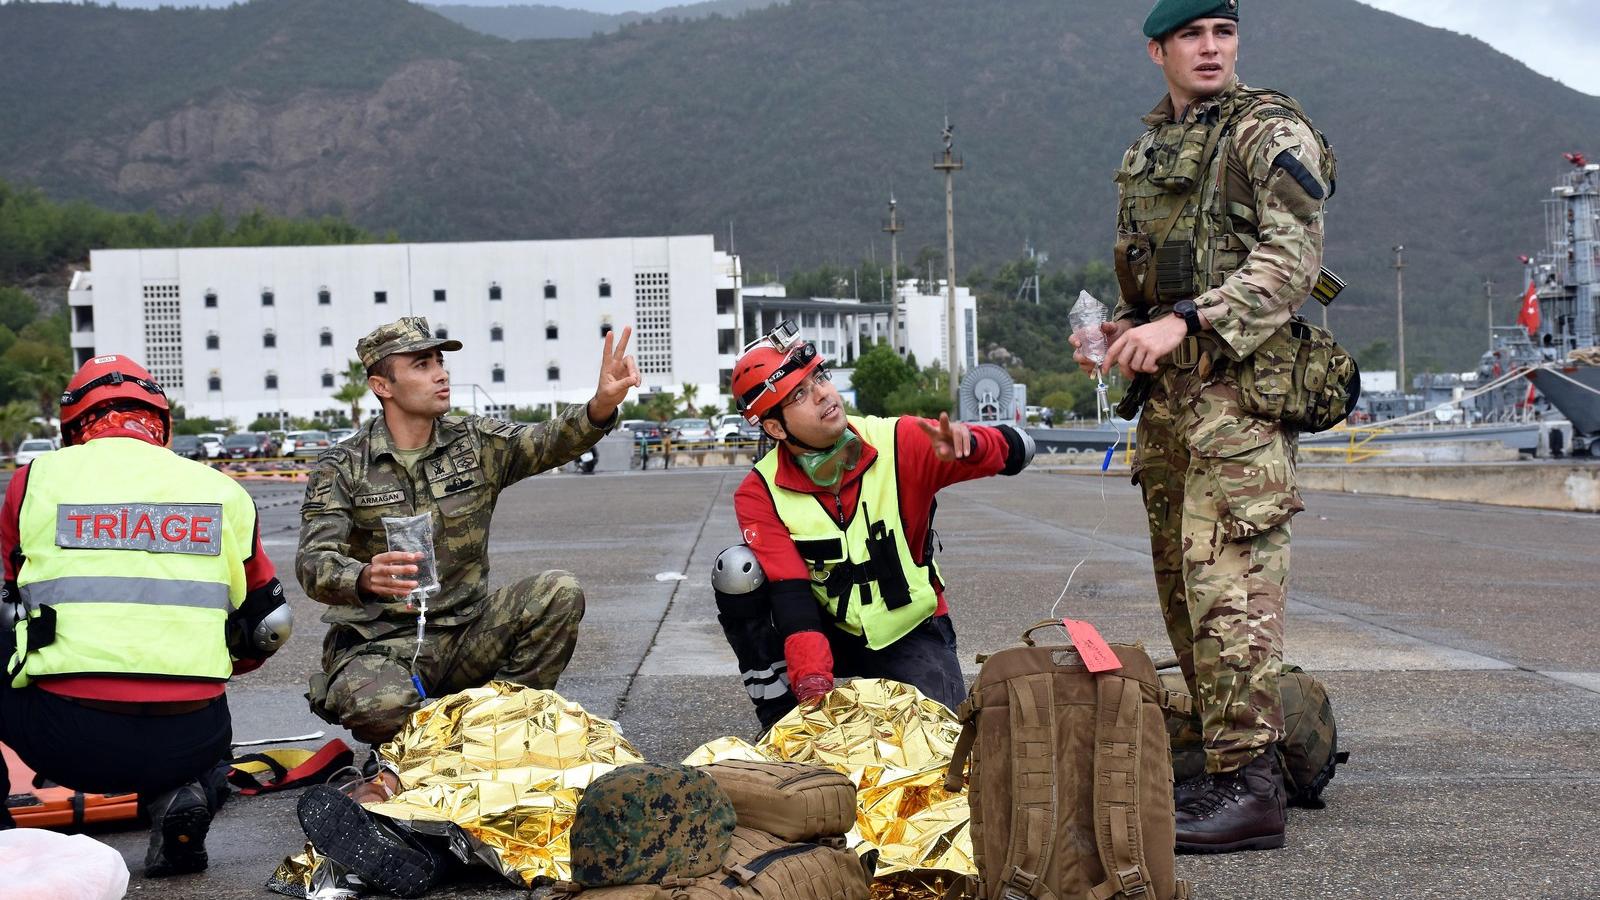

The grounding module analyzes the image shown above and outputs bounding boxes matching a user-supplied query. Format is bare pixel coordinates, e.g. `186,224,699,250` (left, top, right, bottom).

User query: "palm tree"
679,382,700,417
332,359,368,427
0,400,35,455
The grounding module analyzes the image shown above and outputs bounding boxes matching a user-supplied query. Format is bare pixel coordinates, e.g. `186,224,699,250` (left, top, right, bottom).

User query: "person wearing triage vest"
0,354,289,877
719,322,1034,725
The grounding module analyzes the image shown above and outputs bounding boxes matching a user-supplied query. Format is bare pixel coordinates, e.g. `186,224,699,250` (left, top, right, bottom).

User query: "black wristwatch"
1173,298,1202,336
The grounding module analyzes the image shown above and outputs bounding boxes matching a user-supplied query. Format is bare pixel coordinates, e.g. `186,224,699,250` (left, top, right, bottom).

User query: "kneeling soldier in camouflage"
297,316,640,798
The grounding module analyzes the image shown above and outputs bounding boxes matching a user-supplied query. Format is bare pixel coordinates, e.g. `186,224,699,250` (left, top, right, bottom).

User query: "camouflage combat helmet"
1157,661,1348,808
569,763,737,887
1277,664,1349,808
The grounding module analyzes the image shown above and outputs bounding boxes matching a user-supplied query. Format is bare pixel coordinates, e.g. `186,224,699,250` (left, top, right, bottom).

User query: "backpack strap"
1088,676,1151,900
943,692,978,793
994,673,1060,900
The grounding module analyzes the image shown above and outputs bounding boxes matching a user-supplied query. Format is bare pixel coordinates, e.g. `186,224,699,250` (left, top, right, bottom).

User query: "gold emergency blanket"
270,682,643,894
685,678,974,900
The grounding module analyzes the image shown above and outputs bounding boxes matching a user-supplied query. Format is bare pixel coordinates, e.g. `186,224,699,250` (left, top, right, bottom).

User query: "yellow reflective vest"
7,437,254,687
754,416,942,650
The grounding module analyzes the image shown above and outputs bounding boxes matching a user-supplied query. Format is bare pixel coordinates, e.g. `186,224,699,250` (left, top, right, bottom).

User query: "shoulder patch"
1257,107,1297,122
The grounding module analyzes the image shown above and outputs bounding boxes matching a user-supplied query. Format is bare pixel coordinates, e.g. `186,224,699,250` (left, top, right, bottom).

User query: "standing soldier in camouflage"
297,316,639,798
1072,0,1336,853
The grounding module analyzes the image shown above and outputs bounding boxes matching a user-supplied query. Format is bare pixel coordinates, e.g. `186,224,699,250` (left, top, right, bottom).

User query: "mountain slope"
2,0,1596,368
426,0,783,41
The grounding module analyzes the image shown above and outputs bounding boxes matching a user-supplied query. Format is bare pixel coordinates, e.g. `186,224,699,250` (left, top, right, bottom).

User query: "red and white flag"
1516,281,1541,336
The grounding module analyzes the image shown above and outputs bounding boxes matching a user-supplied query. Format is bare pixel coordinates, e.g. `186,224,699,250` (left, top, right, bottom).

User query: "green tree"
849,343,914,416
0,287,36,333
678,382,700,417
332,359,368,427
0,400,36,454
883,364,953,418
698,404,720,420
645,390,677,422
511,404,551,423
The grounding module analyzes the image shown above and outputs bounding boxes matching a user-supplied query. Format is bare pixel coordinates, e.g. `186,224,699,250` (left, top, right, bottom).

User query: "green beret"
1143,0,1238,40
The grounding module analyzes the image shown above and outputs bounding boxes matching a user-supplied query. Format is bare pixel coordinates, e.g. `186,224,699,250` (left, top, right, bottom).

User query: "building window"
374,290,388,304
599,279,612,298
208,375,222,392
492,365,505,384
822,312,836,328
600,322,613,338
435,326,449,339
320,329,333,347
261,289,274,307
263,330,276,349
544,282,557,299
489,284,502,301
321,371,335,388
318,288,331,305
264,372,279,390
634,269,673,376
434,289,446,303
204,290,217,308
490,325,504,342
142,283,184,389
546,323,559,340
547,365,560,381
802,311,818,328
206,332,219,350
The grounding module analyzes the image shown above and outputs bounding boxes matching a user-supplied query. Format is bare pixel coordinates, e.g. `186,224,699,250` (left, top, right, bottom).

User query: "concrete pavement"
19,465,1599,899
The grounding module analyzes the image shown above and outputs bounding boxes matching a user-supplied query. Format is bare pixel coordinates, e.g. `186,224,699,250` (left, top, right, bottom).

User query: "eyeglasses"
782,368,832,408
60,371,165,407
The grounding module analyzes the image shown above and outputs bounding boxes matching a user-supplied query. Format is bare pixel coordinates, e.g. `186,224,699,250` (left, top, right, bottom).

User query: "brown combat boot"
1173,772,1212,809
1174,751,1286,854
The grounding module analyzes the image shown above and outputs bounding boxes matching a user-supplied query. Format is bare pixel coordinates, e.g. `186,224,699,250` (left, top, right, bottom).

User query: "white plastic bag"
382,513,441,595
0,829,130,900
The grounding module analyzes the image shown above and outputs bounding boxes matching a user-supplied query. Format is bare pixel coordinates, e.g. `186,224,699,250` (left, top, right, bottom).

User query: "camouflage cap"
1143,0,1238,39
569,763,737,887
356,316,464,371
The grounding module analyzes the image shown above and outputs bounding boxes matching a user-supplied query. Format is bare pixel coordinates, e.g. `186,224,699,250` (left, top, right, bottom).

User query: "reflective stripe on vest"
9,438,252,686
755,416,941,650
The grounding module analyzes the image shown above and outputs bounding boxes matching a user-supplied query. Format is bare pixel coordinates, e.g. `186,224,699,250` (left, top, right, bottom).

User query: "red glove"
784,631,835,703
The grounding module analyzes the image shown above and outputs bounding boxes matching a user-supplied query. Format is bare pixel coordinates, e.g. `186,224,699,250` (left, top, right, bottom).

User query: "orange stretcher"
3,741,140,828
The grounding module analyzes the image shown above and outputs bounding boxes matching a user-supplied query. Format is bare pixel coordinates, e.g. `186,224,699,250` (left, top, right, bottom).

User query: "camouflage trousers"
1133,362,1303,774
310,570,586,745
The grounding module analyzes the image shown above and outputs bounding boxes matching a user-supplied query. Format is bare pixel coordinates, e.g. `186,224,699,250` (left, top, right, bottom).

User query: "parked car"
621,420,666,445
13,438,57,467
171,435,207,461
715,414,760,443
283,429,332,457
197,432,225,459
668,418,715,444
222,432,272,459
329,428,356,443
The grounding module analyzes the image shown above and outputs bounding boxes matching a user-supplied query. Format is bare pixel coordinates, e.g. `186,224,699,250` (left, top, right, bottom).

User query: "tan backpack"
944,621,1194,900
699,760,858,843
554,827,869,900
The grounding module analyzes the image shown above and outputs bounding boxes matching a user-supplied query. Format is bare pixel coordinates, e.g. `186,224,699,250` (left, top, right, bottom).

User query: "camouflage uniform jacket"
1112,79,1328,361
297,403,610,636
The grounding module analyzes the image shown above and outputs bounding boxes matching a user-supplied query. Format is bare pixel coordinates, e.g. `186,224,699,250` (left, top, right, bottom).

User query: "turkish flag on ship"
1516,281,1541,336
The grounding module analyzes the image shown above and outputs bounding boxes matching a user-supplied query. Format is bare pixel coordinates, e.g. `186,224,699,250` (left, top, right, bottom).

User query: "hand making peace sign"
587,325,642,424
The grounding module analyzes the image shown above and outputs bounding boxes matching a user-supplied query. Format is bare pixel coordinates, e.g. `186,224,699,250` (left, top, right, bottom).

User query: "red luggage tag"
1062,618,1122,673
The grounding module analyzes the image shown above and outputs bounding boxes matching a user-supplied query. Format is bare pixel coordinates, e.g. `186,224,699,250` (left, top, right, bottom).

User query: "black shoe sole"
145,803,211,877
1175,832,1286,854
297,785,438,898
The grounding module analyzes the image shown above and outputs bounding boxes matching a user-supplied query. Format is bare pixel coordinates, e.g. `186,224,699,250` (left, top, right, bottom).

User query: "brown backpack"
699,760,858,843
944,621,1194,900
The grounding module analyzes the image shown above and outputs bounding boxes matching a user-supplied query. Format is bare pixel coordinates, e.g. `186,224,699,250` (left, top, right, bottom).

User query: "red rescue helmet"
59,354,170,445
733,338,822,425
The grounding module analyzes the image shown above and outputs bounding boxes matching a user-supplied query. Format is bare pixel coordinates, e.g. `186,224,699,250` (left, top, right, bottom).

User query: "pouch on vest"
944,620,1193,900
6,606,56,687
1113,232,1155,307
1236,317,1361,433
1146,122,1211,192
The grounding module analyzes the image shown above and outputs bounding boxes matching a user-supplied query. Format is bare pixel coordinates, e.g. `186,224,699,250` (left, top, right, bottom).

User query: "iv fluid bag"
1070,291,1109,365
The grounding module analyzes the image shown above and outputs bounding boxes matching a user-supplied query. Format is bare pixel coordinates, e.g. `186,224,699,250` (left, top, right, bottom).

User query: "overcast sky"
1356,0,1599,96
11,0,1598,97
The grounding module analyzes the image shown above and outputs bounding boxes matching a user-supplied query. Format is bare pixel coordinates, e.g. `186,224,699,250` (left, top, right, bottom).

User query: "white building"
740,279,977,374
68,235,742,425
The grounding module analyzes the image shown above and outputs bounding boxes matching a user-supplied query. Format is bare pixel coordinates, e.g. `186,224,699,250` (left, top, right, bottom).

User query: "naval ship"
1478,153,1600,454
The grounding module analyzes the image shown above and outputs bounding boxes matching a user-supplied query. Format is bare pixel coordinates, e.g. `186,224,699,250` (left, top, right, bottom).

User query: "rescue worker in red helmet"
719,322,1034,725
0,354,289,877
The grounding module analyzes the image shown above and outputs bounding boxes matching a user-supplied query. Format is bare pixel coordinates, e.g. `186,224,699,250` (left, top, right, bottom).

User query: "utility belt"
1114,313,1361,434
58,695,217,716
